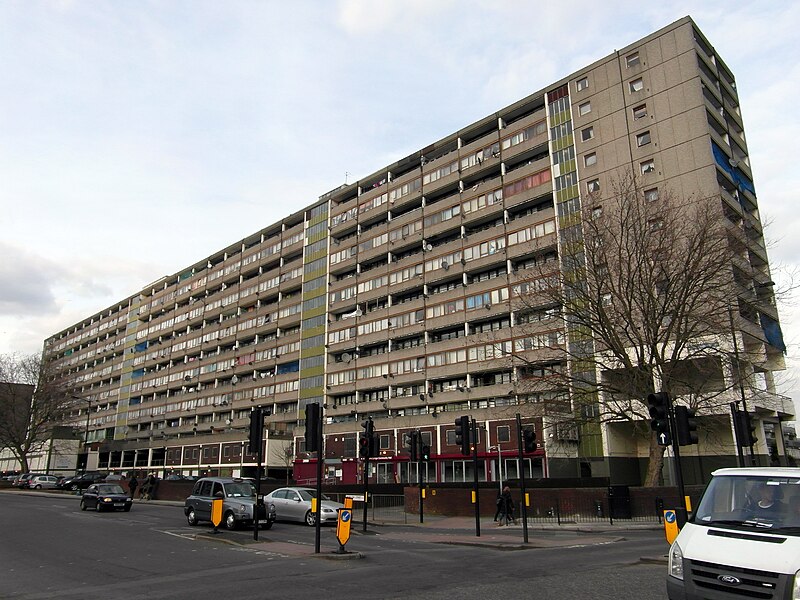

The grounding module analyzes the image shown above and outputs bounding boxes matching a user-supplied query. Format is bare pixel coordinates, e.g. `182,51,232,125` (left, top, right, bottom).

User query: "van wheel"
224,512,238,530
305,511,316,527
186,508,198,526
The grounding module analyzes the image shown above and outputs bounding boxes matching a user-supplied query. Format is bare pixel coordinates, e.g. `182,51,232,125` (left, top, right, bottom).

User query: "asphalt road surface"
0,492,669,599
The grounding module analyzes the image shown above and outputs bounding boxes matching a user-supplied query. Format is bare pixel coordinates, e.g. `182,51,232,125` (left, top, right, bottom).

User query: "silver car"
265,487,343,526
28,475,59,489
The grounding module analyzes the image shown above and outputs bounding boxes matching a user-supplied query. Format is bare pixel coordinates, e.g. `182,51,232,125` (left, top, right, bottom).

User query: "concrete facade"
40,17,791,486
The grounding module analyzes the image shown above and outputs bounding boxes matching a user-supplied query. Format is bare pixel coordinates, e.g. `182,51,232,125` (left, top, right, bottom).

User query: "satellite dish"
426,244,433,252
225,419,232,425
342,352,352,363
441,260,449,270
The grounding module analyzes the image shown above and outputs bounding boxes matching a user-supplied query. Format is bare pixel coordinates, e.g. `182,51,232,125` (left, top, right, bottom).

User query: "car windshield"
694,475,800,535
225,482,256,498
297,489,332,501
96,485,126,495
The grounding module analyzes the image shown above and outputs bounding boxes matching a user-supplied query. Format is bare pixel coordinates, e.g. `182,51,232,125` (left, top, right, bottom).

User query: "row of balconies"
329,143,550,241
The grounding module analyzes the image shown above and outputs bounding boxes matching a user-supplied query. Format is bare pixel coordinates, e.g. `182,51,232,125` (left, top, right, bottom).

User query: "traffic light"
674,405,698,446
647,392,671,446
523,428,537,453
734,410,758,447
304,402,321,453
359,418,375,459
248,407,263,454
421,445,431,462
403,430,419,462
455,416,471,456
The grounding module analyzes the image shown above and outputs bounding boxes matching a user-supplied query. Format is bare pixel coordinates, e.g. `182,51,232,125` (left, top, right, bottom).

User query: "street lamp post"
72,395,92,471
491,444,502,493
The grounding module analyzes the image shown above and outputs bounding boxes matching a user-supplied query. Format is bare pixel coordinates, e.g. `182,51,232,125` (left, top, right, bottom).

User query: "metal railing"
327,493,408,524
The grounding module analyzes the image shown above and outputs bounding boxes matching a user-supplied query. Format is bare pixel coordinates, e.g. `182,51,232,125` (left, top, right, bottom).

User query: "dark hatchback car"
80,483,132,512
60,471,108,491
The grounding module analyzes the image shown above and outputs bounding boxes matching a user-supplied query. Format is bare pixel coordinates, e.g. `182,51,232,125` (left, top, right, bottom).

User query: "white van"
667,467,800,599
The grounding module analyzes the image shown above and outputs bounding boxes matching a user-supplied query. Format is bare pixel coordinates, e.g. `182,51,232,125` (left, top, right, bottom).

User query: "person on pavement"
128,474,138,499
498,486,515,526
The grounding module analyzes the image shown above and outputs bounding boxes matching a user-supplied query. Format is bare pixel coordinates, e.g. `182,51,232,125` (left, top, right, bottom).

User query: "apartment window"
497,426,511,443
579,101,591,116
587,179,600,193
629,78,644,93
581,126,594,142
644,188,659,202
584,153,597,167
626,52,640,68
576,76,589,92
636,131,651,147
640,159,655,174
632,104,647,120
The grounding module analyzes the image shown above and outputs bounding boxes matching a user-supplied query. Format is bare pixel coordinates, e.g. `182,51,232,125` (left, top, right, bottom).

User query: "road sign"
211,498,223,531
336,508,353,548
663,509,679,544
658,432,671,447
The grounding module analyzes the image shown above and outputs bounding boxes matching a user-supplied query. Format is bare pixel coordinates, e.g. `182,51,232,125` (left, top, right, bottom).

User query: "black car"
80,483,132,512
60,471,108,491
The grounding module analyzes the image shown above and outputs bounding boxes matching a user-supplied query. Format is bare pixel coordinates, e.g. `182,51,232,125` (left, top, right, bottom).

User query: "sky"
1,1,799,413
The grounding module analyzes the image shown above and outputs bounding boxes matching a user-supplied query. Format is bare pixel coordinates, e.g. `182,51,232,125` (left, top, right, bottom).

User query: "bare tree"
511,173,755,485
0,353,76,472
281,444,295,486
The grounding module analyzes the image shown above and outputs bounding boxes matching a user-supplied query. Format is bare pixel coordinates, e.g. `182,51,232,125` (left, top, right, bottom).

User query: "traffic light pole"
516,413,529,544
362,453,369,532
314,407,323,554
254,436,263,541
730,402,744,467
667,400,688,524
728,306,756,465
418,447,424,524
472,418,481,538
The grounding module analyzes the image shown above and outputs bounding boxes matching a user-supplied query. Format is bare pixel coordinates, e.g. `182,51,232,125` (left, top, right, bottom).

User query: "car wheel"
80,500,87,511
305,510,316,527
224,512,238,531
123,505,131,512
34,484,42,489
70,484,78,491
186,508,198,526
96,502,102,512
262,521,273,530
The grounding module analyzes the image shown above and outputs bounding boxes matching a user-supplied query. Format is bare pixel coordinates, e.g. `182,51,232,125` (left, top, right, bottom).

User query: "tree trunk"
643,433,666,487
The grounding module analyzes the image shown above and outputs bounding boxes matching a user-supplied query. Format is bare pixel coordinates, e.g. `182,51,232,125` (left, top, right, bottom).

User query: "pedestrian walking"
497,486,515,526
128,474,138,499
493,490,503,522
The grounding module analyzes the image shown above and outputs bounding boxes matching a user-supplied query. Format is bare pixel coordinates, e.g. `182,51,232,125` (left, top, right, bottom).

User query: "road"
0,492,669,599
